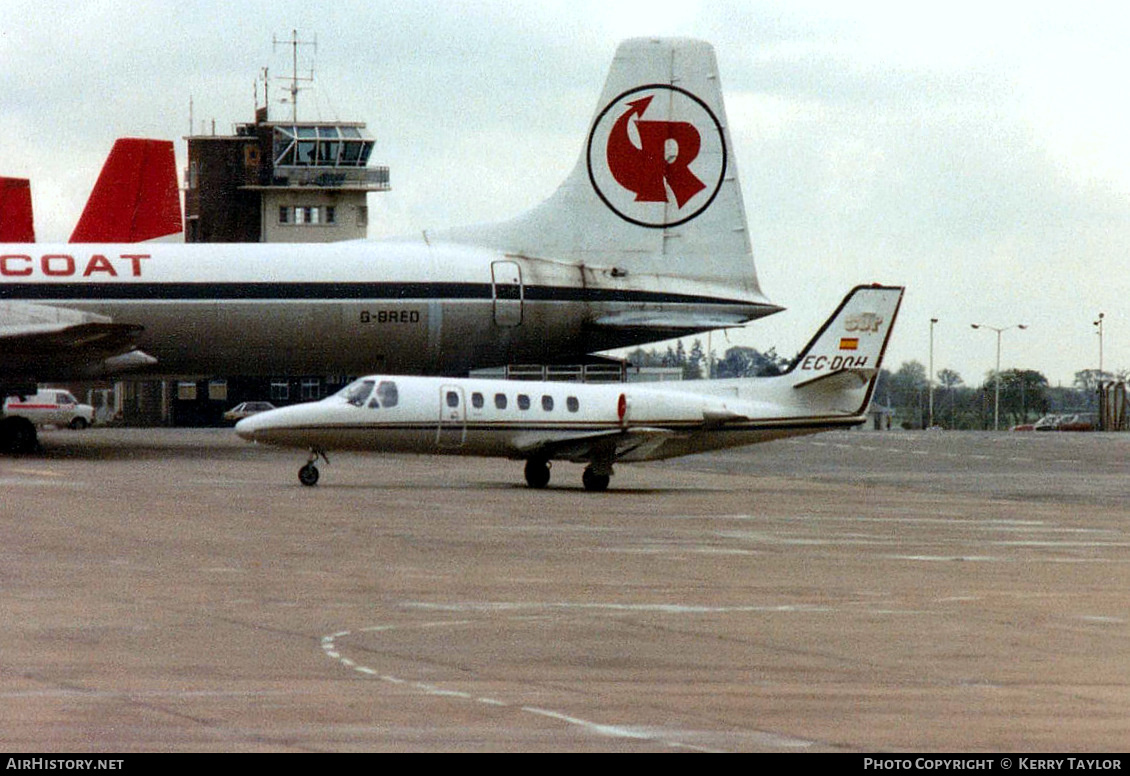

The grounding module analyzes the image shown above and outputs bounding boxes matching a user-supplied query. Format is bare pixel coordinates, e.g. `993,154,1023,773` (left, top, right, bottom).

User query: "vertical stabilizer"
782,285,903,415
70,138,182,243
0,178,35,242
437,38,764,298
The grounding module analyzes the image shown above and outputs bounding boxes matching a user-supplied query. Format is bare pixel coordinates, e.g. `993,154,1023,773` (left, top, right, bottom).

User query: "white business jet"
236,284,903,489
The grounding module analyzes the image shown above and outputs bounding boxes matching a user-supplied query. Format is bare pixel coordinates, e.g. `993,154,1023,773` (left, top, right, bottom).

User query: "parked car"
223,401,277,422
1058,413,1096,432
3,389,95,430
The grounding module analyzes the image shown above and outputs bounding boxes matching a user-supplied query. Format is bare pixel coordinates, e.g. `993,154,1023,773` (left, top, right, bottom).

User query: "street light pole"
1094,312,1104,381
929,318,938,428
1094,312,1105,430
971,323,1028,431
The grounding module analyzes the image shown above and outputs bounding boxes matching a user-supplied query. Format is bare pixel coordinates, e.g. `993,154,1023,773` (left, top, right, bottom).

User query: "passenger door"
437,385,466,448
491,261,523,327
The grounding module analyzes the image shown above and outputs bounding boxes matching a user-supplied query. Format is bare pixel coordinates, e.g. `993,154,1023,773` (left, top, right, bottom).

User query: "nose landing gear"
298,449,329,487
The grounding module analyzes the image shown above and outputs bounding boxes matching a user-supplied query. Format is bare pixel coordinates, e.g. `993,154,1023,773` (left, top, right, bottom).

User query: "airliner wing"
514,426,675,463
0,302,145,372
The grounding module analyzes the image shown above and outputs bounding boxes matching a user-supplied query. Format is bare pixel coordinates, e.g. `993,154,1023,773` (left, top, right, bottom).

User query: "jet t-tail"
236,285,903,489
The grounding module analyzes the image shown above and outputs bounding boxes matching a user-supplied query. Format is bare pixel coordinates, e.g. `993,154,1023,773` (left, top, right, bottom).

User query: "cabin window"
541,395,554,411
446,391,460,408
340,379,375,407
567,396,579,413
517,394,530,411
494,393,507,410
471,392,484,409
377,381,399,408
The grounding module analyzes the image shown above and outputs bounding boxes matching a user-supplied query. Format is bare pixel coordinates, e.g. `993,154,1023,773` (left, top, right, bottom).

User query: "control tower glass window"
273,124,375,169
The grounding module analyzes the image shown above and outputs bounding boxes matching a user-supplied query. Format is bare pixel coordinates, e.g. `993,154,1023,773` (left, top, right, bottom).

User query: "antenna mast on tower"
272,29,317,122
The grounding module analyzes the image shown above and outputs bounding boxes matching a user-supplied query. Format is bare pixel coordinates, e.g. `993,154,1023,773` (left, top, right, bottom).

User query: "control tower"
183,35,390,243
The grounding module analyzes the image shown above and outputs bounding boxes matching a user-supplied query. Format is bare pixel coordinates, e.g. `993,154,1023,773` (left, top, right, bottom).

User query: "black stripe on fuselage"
1,281,762,307
271,417,864,434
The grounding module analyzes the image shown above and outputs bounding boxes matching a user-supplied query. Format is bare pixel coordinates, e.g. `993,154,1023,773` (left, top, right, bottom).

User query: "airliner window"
377,381,399,408
472,392,484,409
494,393,507,410
541,395,554,411
567,396,579,413
341,379,375,407
518,394,530,411
447,391,460,408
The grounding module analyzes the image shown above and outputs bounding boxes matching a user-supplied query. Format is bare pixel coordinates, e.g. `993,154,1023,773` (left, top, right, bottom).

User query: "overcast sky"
3,0,1129,387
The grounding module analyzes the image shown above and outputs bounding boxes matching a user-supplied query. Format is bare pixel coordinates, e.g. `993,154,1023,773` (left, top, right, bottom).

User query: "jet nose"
234,413,266,441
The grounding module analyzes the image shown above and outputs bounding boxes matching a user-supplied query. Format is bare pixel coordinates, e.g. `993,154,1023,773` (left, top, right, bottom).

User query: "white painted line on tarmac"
320,616,817,752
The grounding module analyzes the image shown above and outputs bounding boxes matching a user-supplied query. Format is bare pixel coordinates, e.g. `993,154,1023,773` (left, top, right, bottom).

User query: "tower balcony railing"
264,165,390,190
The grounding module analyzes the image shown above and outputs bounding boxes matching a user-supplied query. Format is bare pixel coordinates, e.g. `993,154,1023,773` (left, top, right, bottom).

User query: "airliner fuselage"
1,239,776,377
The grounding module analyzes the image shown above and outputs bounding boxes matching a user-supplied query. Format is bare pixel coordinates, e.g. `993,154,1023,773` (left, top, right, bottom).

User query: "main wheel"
524,458,551,489
1,416,38,455
298,462,320,487
582,467,610,492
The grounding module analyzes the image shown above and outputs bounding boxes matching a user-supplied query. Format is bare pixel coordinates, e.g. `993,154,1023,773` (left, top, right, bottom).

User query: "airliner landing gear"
582,465,611,492
299,449,329,487
0,416,38,455
524,458,551,489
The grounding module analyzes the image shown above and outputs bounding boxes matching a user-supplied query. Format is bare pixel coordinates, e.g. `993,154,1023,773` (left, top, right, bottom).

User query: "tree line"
874,362,1123,430
626,342,1121,430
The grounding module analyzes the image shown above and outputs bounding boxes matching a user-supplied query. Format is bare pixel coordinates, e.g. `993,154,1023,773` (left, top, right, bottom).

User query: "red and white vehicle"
3,389,95,430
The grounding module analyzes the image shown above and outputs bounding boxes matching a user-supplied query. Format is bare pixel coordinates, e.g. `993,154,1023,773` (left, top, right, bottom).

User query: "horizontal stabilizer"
792,367,878,393
591,310,759,333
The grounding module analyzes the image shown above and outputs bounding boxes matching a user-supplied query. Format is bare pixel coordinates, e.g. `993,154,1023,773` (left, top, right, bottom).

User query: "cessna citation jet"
1,38,780,452
236,285,903,490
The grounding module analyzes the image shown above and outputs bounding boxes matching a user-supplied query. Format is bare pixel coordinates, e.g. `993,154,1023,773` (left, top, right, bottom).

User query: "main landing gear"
524,458,551,489
522,458,612,491
298,449,329,487
0,416,38,455
581,466,611,492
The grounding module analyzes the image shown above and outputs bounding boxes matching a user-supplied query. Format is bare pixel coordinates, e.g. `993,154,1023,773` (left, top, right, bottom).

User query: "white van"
3,389,96,430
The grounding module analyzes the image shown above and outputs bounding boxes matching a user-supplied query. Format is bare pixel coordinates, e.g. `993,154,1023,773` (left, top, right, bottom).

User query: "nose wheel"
298,449,329,487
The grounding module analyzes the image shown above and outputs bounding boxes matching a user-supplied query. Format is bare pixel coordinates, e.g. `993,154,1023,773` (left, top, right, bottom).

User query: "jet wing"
513,427,675,464
0,301,147,374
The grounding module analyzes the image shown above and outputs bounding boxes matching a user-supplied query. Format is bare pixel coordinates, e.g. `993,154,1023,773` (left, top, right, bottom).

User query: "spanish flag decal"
839,337,859,351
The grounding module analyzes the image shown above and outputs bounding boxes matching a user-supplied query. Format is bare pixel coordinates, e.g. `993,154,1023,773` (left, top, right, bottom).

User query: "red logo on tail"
606,96,706,208
588,85,726,228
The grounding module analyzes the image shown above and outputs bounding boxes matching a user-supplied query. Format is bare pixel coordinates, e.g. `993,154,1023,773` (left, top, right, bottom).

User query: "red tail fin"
0,177,36,242
70,138,182,243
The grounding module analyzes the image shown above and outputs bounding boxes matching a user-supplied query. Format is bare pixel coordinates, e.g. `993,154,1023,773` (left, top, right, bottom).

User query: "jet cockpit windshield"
338,379,375,407
335,378,400,409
